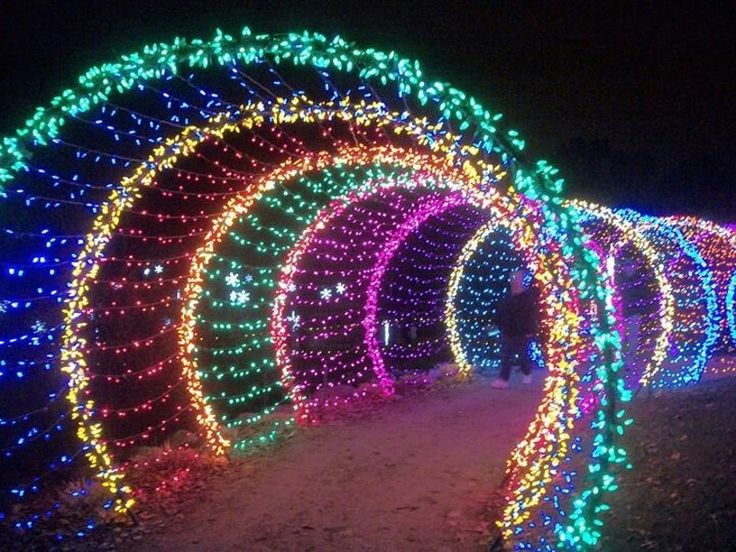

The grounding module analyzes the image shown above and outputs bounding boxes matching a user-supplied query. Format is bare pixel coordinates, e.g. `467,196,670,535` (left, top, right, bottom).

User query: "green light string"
192,163,429,450
513,167,628,549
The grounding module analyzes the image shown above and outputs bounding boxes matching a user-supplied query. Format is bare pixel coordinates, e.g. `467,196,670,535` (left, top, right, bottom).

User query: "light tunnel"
0,27,733,550
570,202,721,390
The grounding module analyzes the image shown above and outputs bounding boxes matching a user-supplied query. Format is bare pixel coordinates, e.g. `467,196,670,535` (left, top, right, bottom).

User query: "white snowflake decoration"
31,320,47,334
225,272,241,287
335,282,347,295
320,288,332,300
286,311,301,328
230,290,250,305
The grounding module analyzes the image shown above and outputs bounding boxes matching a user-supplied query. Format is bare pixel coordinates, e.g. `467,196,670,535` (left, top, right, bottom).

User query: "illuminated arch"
567,200,675,388
631,214,719,387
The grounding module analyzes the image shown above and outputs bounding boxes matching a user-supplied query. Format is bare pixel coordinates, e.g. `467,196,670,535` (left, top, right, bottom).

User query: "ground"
601,374,736,551
32,365,736,551
139,375,543,551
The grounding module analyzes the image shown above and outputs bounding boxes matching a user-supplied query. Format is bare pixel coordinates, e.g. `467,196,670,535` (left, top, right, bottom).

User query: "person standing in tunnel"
490,270,540,389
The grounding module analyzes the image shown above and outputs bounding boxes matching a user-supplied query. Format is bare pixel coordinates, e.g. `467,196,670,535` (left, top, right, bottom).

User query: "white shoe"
522,374,532,385
491,378,509,389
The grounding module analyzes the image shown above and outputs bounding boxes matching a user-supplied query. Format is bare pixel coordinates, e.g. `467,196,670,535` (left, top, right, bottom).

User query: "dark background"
1,0,734,220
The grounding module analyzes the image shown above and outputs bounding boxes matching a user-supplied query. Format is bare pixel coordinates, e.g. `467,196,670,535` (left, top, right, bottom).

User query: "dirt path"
141,376,543,551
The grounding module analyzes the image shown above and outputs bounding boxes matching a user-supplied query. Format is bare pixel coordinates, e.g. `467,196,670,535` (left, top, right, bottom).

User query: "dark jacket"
494,288,539,338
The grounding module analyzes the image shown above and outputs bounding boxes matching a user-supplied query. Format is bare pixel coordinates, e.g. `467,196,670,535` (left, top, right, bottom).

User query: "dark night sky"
1,1,734,220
